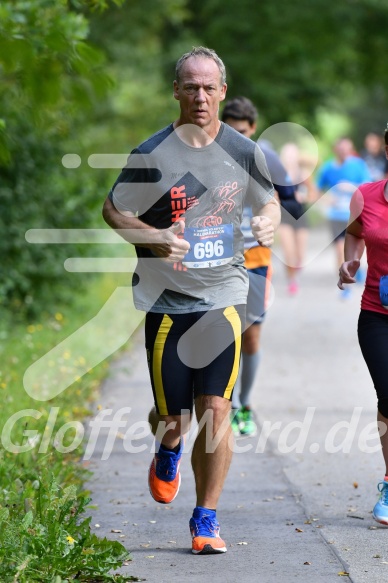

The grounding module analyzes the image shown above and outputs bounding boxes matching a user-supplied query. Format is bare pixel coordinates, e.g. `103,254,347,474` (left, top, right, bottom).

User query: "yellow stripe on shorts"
222,306,242,400
153,314,173,416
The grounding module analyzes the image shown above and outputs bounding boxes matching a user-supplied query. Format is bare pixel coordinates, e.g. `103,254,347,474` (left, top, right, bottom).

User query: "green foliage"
0,1,115,317
185,0,388,136
0,0,112,160
0,474,133,581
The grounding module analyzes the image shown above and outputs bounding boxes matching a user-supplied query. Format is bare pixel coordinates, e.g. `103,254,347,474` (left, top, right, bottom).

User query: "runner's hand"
338,259,360,289
251,216,275,247
151,220,190,263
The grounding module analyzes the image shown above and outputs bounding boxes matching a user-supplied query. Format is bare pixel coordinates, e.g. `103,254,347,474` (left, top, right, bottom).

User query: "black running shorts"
358,309,388,417
145,305,245,415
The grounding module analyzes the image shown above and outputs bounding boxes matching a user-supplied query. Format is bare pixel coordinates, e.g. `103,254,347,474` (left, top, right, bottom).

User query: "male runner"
102,48,280,554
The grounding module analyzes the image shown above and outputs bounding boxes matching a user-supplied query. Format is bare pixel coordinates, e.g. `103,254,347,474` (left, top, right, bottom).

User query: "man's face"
365,133,382,156
173,57,227,129
334,138,354,162
223,117,256,138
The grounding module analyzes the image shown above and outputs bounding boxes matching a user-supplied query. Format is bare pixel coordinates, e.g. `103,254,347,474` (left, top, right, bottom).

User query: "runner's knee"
242,335,259,354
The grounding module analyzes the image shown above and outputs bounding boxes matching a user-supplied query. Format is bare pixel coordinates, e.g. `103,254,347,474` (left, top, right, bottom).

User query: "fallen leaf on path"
338,572,350,577
304,562,311,565
295,528,303,533
111,529,122,533
167,541,176,544
146,555,154,559
353,481,358,488
373,554,382,558
149,520,156,523
237,541,248,545
140,544,150,548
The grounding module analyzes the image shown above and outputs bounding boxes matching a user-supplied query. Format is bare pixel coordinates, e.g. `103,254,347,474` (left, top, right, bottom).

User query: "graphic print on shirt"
188,180,242,228
179,180,242,269
169,172,205,223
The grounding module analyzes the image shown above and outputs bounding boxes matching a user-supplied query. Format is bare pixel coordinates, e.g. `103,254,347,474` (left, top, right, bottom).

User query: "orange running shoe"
190,507,227,554
148,440,183,504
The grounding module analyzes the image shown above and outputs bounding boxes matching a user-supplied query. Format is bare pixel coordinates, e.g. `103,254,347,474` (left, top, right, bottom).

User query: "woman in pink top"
338,125,388,525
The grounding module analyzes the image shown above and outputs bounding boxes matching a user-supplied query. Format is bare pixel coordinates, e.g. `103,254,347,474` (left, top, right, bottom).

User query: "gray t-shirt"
109,122,274,313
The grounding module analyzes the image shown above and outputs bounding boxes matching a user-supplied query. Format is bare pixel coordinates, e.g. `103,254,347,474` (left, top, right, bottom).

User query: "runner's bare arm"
102,196,190,261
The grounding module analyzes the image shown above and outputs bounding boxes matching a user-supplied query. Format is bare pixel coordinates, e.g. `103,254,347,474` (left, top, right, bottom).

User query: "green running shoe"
239,406,257,437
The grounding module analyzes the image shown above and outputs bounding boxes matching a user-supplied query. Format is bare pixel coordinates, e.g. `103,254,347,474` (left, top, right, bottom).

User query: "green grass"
0,270,143,582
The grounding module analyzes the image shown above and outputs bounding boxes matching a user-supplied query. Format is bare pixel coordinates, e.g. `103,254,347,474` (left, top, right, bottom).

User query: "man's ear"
219,83,227,102
173,80,179,101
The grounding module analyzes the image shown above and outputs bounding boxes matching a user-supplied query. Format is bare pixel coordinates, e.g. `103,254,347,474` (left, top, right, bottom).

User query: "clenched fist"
151,220,190,263
251,216,275,247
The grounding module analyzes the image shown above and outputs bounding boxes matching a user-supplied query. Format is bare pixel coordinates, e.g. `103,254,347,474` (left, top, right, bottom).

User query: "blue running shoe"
372,480,388,525
148,440,183,504
189,507,227,554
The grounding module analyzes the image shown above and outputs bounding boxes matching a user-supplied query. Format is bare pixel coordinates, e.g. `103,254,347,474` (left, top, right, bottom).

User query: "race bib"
182,224,233,268
379,275,388,310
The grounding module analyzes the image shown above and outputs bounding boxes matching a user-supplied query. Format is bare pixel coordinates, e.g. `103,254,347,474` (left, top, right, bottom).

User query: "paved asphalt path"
85,226,388,582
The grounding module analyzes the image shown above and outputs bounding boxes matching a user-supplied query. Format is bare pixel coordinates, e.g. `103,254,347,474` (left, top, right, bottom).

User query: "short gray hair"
175,46,226,85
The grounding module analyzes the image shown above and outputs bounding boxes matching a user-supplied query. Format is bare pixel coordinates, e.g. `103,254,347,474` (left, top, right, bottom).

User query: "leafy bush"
0,0,114,317
0,474,135,582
